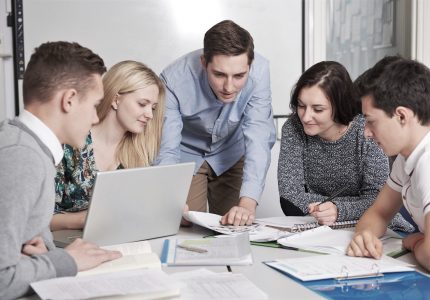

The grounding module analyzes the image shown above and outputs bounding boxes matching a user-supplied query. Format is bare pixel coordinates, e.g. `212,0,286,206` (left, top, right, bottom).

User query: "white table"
23,226,426,300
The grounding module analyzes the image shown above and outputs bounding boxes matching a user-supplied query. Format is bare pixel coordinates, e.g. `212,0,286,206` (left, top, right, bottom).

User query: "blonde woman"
51,60,165,231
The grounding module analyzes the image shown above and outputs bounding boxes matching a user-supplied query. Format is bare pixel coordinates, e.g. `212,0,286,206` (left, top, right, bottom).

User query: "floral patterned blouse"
54,132,122,213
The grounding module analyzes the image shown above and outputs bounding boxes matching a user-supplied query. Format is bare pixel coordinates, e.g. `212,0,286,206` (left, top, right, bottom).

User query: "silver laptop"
53,162,195,247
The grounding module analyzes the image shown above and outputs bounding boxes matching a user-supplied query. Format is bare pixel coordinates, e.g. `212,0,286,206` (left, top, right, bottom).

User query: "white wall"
256,140,284,218
18,0,302,116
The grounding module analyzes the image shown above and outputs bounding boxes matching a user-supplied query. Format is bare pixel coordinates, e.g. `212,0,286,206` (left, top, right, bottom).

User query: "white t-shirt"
387,131,430,232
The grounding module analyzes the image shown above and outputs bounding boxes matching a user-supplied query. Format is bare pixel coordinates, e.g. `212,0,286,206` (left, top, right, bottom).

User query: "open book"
265,254,414,281
276,225,407,257
161,233,253,266
78,240,161,276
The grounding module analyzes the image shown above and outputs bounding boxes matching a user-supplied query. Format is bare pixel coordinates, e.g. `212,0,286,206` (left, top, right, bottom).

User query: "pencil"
177,243,208,253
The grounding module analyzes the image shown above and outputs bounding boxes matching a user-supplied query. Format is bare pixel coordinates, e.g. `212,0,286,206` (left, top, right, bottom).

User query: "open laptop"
53,162,195,247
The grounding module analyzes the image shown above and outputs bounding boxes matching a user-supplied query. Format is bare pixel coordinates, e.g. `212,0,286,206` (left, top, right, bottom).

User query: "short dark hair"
203,20,254,65
23,41,106,105
290,61,359,125
354,55,402,98
366,58,430,125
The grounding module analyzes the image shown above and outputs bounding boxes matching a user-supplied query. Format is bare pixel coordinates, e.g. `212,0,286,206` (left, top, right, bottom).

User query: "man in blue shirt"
157,20,276,226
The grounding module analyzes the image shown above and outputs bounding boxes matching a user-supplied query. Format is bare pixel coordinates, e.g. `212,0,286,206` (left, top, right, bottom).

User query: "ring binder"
335,263,384,281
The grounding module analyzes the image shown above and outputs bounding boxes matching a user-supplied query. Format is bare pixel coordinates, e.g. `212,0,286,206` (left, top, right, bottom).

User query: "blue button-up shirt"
157,49,276,202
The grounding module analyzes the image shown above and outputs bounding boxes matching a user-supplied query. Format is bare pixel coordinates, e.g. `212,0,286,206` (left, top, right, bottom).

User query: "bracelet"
411,236,425,252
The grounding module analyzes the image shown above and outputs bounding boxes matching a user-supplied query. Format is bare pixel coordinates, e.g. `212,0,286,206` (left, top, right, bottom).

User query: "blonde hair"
97,60,165,168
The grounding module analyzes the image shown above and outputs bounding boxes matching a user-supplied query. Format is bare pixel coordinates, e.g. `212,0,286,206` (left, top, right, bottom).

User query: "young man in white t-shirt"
347,57,430,271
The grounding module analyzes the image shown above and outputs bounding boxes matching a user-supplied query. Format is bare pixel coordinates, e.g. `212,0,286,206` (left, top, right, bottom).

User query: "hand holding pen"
308,186,348,225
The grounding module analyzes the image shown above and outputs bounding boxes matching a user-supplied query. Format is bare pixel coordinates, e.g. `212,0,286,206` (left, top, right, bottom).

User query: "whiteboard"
22,0,302,115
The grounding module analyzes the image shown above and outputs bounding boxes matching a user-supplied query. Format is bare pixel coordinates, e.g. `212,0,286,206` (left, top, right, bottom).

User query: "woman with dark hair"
277,61,413,231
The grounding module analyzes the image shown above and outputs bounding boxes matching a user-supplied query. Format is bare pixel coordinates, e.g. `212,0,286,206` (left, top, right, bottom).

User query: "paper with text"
31,269,180,300
171,269,268,299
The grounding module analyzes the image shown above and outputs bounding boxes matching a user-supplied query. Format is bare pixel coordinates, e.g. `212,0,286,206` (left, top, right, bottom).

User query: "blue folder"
265,262,430,299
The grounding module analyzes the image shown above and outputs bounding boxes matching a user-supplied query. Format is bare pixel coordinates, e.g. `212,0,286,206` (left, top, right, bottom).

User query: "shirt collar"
19,110,64,165
404,130,430,175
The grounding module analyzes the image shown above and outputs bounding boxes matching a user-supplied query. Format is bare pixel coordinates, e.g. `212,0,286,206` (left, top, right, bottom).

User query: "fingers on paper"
221,206,255,226
347,233,382,259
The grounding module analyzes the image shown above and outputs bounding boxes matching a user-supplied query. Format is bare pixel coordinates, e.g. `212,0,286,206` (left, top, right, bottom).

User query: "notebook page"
266,255,414,281
277,226,353,254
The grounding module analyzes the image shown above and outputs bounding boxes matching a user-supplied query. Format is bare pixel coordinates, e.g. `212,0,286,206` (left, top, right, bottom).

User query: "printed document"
171,269,268,299
31,269,180,300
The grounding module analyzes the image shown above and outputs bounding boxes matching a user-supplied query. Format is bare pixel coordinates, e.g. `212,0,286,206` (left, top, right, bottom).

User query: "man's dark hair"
290,61,359,125
203,20,254,65
358,57,430,125
354,56,402,98
23,41,106,105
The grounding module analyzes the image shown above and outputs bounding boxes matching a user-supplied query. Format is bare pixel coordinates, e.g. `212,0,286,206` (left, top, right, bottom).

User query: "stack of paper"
161,233,253,266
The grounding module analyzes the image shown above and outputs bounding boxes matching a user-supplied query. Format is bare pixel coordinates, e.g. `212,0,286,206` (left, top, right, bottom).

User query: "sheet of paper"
277,226,353,254
266,255,414,281
183,211,263,235
171,269,268,299
31,269,180,300
277,226,407,256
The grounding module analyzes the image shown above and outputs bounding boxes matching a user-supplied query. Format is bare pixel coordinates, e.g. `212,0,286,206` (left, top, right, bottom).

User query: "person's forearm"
413,239,430,271
355,209,388,237
50,212,85,231
238,196,257,213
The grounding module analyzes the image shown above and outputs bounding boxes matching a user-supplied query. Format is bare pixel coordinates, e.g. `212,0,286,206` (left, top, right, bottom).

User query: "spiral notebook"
255,216,358,233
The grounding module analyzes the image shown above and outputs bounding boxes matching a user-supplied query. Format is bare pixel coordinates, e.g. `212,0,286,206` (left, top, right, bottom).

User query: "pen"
177,243,208,253
317,186,349,206
306,186,348,215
